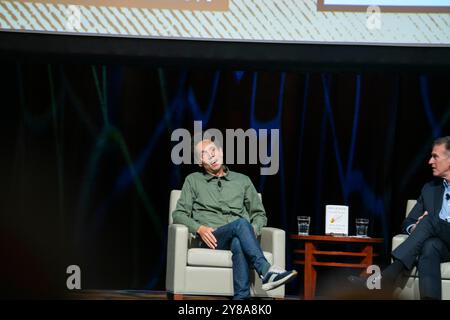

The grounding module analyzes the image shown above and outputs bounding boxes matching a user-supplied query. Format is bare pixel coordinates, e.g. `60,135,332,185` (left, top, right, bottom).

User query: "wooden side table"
290,235,384,300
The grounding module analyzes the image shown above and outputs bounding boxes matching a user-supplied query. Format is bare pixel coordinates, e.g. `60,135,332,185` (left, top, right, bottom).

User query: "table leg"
304,241,317,300
360,244,374,276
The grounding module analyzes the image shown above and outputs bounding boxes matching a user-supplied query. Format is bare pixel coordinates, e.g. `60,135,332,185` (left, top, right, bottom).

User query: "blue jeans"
200,218,271,300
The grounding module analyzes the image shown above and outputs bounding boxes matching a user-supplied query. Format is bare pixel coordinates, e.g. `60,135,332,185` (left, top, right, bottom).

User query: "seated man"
349,136,450,300
172,134,297,300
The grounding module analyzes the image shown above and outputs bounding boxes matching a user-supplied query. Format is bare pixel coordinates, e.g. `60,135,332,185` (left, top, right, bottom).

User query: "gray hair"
433,136,450,156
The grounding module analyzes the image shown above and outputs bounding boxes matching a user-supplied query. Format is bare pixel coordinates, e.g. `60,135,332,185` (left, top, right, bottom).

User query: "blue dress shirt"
439,179,450,222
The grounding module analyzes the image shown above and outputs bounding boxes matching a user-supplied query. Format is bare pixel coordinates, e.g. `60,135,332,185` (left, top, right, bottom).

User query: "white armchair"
165,190,286,299
392,200,450,300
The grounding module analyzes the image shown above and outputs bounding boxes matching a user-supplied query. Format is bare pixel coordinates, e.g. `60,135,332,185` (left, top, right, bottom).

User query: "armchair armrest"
392,234,408,251
166,224,188,293
260,227,285,269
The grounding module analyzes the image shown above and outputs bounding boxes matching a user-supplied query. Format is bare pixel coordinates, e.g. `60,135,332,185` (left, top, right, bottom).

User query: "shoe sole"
262,270,298,291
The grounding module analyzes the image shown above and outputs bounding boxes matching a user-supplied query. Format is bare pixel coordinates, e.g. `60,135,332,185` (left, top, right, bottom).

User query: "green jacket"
172,167,267,236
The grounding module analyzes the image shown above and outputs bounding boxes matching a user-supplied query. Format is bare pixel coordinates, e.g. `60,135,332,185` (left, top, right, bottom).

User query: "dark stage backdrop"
0,63,449,298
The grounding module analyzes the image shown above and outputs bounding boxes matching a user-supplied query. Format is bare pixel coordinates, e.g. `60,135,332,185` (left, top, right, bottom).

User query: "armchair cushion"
188,248,273,268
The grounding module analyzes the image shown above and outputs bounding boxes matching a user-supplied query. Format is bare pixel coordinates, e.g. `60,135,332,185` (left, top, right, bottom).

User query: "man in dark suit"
350,136,450,299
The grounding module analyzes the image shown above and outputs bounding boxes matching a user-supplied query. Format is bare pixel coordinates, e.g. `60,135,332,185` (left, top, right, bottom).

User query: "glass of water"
297,216,311,235
355,218,369,237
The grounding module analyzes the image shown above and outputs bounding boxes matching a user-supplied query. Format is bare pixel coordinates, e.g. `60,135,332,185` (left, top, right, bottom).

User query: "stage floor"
68,290,301,300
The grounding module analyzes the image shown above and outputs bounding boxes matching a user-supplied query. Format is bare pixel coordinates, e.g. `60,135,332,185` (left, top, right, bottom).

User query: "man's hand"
411,211,428,233
252,225,258,237
197,225,217,249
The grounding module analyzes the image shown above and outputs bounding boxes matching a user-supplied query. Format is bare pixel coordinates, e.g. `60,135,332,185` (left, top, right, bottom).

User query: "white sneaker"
261,266,297,291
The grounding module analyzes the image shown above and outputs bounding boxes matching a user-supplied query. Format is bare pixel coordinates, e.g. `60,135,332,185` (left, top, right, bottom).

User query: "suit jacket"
402,179,445,233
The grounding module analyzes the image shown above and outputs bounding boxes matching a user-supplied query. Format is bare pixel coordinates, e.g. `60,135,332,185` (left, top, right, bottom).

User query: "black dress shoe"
347,275,398,299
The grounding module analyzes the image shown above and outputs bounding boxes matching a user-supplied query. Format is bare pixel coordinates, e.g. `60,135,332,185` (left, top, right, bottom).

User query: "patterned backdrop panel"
1,0,449,45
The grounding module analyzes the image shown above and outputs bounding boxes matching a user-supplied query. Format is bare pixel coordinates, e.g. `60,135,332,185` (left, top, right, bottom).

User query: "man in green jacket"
172,136,297,300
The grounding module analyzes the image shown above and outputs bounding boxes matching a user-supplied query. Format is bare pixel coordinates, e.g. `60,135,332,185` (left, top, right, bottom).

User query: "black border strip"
1,31,450,72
